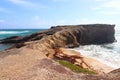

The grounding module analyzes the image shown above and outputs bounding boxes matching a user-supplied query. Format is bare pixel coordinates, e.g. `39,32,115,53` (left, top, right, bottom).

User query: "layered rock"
0,24,118,80
0,46,118,80
0,24,115,49
54,48,114,74
107,68,120,79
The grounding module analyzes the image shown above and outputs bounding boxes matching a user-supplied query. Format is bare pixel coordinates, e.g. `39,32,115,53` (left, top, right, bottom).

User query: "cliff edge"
0,24,118,80
0,24,115,48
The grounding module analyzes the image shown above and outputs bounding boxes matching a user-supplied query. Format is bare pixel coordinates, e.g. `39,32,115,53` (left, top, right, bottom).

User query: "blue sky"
0,0,120,29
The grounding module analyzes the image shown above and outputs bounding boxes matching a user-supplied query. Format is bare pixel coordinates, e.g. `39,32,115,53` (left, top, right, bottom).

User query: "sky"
0,0,120,29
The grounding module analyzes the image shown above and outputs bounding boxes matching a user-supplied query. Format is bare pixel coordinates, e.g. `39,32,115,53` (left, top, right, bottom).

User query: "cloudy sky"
0,0,120,29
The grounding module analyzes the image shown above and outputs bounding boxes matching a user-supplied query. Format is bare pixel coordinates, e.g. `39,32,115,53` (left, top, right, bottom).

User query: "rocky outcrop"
0,24,118,80
0,46,118,80
0,36,23,43
0,24,115,49
53,48,114,74
107,68,120,79
0,27,62,44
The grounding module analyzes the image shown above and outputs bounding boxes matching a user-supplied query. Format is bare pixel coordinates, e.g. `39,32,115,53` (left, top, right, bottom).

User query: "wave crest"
73,44,120,69
0,30,29,34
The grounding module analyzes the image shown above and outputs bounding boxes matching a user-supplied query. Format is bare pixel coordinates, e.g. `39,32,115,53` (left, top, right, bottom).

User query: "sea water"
0,29,120,69
0,29,44,50
73,29,120,69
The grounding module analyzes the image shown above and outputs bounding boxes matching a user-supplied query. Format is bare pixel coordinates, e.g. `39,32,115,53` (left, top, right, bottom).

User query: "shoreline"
0,48,110,79
0,42,118,72
0,43,117,72
0,43,118,70
72,47,120,69
0,44,14,51
54,48,115,74
68,48,115,73
0,24,119,79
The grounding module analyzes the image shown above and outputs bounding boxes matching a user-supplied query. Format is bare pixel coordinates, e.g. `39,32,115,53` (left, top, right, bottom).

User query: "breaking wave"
73,43,120,69
73,30,120,69
0,30,29,34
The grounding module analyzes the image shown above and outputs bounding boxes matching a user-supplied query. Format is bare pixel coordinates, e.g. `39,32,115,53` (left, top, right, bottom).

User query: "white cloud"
94,0,120,15
8,0,47,9
101,0,120,9
0,20,5,23
54,18,117,26
52,0,69,2
95,0,108,1
51,18,103,26
99,10,120,15
0,7,10,13
26,16,54,28
8,0,34,7
0,20,5,27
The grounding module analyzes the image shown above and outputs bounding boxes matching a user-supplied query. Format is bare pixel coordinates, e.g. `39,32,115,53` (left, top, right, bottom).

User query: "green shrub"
57,60,96,74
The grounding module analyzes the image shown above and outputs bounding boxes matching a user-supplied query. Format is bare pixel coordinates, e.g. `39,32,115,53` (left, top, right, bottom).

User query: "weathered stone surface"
0,27,62,43
0,41,119,80
53,48,114,74
0,24,118,80
0,36,23,43
0,24,115,49
107,68,120,80
0,47,118,80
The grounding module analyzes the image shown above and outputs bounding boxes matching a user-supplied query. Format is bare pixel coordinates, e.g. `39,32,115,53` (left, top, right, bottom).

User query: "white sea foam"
72,29,120,69
0,30,29,34
72,43,120,69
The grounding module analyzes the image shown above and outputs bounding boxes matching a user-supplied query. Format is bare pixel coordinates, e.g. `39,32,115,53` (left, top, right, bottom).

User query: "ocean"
73,29,120,69
0,29,44,50
0,29,120,69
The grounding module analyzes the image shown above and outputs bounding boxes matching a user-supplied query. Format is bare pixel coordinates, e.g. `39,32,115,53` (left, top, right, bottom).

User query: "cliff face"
0,24,115,48
0,24,119,80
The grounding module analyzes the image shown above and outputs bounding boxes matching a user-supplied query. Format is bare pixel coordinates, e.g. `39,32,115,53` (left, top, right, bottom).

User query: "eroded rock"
107,68,120,79
53,48,114,74
0,24,115,49
0,24,118,80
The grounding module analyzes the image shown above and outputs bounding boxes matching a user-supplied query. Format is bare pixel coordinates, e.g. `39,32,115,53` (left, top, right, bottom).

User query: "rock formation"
107,68,120,79
0,24,119,80
0,46,118,80
0,24,115,49
54,48,114,74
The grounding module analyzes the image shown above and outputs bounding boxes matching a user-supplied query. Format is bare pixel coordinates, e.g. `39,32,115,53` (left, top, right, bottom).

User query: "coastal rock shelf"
0,24,115,49
0,24,119,80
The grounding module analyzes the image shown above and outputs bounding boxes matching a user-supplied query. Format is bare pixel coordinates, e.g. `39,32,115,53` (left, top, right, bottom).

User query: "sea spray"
0,29,44,50
72,30,120,69
0,30,29,34
73,44,120,69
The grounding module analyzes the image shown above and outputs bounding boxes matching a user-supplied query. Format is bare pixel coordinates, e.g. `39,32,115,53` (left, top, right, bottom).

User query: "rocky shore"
0,24,119,80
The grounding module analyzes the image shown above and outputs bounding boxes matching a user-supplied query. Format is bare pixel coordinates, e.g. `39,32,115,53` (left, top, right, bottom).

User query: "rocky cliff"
0,24,115,49
0,24,118,80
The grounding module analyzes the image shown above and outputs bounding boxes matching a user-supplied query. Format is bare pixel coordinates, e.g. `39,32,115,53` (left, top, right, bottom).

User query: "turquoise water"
1,29,120,69
0,29,45,50
0,29,44,39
